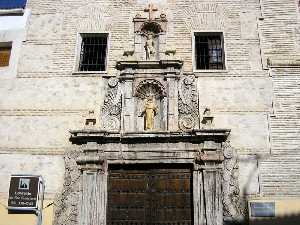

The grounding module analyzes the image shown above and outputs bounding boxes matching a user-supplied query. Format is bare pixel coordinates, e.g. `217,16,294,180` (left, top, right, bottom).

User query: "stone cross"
144,3,158,20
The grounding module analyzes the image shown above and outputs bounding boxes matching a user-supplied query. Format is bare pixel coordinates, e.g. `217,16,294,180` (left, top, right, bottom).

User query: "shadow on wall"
224,214,300,225
250,214,300,225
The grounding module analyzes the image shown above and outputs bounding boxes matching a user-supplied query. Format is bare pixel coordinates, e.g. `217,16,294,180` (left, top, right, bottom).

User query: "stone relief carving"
100,78,122,131
222,139,243,220
53,149,81,225
178,75,199,131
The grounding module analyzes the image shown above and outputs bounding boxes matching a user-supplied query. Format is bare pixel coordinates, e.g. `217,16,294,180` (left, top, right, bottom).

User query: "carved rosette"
178,75,199,131
222,140,242,220
100,78,122,131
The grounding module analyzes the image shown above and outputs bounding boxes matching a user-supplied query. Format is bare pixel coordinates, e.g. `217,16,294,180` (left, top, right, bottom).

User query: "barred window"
79,34,108,71
0,45,11,67
195,33,224,70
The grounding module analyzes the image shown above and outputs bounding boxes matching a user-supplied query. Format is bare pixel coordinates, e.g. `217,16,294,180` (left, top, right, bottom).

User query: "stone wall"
0,0,300,223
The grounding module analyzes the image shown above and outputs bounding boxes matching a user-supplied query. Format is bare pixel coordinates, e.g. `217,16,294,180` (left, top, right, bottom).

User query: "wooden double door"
107,164,193,225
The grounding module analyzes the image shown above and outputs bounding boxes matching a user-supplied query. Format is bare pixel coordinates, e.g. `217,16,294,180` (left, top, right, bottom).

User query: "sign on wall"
8,175,43,211
250,202,275,218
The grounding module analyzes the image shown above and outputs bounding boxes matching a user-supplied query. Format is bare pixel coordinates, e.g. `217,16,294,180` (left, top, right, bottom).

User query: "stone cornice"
116,59,183,70
69,129,231,144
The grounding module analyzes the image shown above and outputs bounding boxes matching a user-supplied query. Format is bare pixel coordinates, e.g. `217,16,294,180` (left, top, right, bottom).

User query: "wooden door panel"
107,165,192,225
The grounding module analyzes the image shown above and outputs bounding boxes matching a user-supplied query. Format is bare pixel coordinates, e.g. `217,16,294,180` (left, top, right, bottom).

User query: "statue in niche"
140,95,158,130
144,32,156,60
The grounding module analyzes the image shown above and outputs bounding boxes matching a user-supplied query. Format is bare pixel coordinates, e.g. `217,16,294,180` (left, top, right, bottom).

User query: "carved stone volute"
178,75,200,131
100,78,122,131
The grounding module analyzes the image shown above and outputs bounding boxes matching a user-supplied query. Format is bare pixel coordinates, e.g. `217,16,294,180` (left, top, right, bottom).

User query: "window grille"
195,34,224,70
0,47,11,67
79,35,107,71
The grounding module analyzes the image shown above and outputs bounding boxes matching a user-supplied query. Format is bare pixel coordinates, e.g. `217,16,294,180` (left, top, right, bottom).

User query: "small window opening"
79,35,108,71
195,33,224,70
0,43,12,67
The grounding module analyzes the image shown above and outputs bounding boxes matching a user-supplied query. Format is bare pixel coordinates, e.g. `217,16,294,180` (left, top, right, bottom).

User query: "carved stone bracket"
178,75,199,131
100,78,122,131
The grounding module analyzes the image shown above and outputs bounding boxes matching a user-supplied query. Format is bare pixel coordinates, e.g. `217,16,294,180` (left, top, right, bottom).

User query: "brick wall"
0,0,299,201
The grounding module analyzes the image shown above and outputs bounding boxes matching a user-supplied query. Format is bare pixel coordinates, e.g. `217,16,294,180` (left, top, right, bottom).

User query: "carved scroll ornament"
178,75,199,131
100,78,122,131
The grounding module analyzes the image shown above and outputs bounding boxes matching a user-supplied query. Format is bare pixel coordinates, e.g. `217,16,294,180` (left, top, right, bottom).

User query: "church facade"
0,0,300,225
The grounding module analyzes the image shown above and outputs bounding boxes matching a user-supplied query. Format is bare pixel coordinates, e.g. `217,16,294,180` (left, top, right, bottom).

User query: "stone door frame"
69,129,230,225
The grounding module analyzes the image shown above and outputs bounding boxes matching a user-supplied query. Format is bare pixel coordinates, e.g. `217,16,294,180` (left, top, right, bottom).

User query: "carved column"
76,142,107,225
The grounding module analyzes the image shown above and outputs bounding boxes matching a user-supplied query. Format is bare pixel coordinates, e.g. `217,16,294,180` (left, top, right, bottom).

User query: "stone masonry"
0,0,300,224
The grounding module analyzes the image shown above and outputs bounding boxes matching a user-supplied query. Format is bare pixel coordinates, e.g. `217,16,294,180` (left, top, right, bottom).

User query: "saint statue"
141,96,158,130
144,33,156,60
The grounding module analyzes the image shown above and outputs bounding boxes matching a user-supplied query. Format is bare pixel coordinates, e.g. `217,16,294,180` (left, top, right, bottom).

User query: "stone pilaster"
122,78,135,132
203,167,223,225
193,165,205,225
76,142,107,225
166,74,179,131
194,140,224,225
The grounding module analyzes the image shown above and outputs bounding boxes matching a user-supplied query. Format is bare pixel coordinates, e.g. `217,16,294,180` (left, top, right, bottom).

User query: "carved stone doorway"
107,164,193,225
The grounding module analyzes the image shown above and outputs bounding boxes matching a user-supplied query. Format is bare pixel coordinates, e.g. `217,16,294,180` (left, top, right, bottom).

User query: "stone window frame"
73,32,110,75
192,31,227,72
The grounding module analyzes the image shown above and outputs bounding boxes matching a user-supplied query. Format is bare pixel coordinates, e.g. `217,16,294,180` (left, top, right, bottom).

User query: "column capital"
76,154,107,172
76,142,107,172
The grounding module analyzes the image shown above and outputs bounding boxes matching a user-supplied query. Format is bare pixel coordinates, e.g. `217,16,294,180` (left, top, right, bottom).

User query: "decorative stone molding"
267,57,300,67
100,78,122,131
222,139,243,221
178,75,199,131
76,143,106,172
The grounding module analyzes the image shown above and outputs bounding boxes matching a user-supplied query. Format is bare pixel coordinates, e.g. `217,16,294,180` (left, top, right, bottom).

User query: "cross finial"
144,3,158,21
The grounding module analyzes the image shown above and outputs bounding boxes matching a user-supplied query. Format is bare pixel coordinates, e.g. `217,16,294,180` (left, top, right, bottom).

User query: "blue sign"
0,0,27,9
250,202,275,217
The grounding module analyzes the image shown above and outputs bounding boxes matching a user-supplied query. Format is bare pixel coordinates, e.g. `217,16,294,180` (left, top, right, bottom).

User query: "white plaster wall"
0,154,64,198
0,10,30,78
